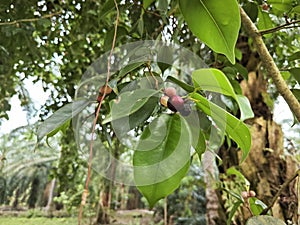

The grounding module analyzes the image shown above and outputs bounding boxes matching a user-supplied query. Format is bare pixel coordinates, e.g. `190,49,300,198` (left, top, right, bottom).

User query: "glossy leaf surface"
133,114,191,207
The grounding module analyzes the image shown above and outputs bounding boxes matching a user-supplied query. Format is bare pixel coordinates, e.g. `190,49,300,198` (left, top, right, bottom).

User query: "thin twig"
77,0,120,224
140,4,161,18
0,11,62,26
259,19,300,35
146,62,159,90
164,197,168,225
245,199,254,217
240,7,300,122
261,169,300,215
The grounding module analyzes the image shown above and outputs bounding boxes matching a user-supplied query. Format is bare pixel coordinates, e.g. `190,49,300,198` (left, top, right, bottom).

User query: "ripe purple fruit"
168,95,184,112
179,104,191,116
164,87,177,97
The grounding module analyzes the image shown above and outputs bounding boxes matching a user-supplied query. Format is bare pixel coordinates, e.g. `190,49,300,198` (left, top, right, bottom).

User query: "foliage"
0,125,58,207
153,161,206,225
179,0,240,64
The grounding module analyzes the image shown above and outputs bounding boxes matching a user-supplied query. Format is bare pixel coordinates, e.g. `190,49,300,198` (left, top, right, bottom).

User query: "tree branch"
0,11,62,26
261,169,300,215
240,7,300,122
78,0,120,224
259,19,300,35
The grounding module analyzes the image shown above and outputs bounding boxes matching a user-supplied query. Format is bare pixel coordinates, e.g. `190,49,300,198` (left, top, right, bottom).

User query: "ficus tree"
1,0,300,225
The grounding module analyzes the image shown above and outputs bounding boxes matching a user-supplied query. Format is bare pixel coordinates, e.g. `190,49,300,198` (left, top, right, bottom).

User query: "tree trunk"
203,151,227,225
94,182,110,225
12,188,19,209
28,177,40,208
218,48,298,224
239,70,298,224
44,179,56,215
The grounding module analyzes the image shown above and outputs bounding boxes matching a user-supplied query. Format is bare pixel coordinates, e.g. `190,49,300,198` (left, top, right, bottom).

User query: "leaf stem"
0,11,62,26
259,19,300,35
77,0,120,224
164,197,168,225
240,7,300,122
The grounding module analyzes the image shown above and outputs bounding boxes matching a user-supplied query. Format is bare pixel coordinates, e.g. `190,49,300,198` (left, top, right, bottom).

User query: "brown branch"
259,19,300,35
77,0,120,224
240,7,300,122
164,197,168,225
261,169,300,215
0,11,62,26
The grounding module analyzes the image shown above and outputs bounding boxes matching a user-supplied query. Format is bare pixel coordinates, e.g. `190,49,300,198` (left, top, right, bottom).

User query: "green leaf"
112,96,158,136
192,69,254,121
268,0,293,12
288,51,300,61
37,99,91,142
249,197,267,216
166,76,194,92
143,0,156,9
46,119,70,138
104,26,128,51
103,89,159,124
137,18,144,36
227,200,243,225
235,48,243,60
291,89,300,102
292,5,300,14
280,71,291,80
257,8,273,31
289,68,300,83
37,18,52,28
133,114,191,208
246,215,286,225
100,0,120,19
226,166,250,186
118,61,145,78
194,131,206,158
190,92,251,162
179,0,240,64
157,45,173,74
234,63,248,80
236,95,255,121
192,68,236,97
157,0,169,12
223,188,244,202
184,111,207,156
243,1,259,22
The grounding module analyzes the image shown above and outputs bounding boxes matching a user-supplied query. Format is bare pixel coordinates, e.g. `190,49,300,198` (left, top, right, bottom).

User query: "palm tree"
0,125,58,209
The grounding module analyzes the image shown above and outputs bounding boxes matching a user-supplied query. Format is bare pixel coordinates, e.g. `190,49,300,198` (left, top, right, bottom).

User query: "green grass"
0,217,78,225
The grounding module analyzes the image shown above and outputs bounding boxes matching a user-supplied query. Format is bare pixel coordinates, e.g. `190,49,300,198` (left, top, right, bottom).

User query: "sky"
0,78,50,134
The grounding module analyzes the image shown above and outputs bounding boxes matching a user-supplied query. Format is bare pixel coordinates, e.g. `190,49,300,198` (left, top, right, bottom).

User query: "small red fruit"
241,191,248,199
160,95,169,108
100,85,112,95
261,3,269,11
168,95,184,112
249,190,256,197
164,87,177,97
